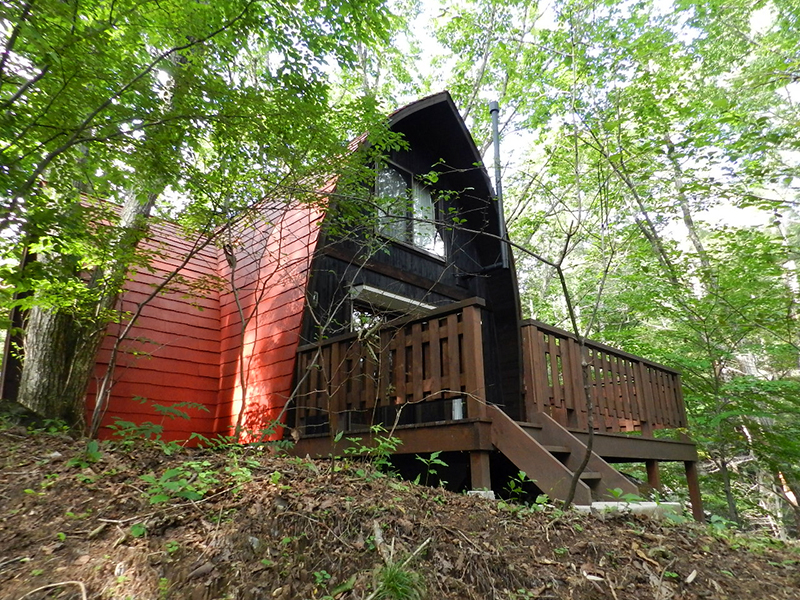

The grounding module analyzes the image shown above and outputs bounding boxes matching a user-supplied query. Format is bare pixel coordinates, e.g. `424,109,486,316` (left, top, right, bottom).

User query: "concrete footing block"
467,490,496,500
573,501,683,519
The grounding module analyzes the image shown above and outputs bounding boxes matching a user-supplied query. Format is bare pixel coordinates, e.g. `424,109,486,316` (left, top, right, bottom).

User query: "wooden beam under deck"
567,430,697,462
292,417,697,465
292,419,493,458
290,415,703,519
514,421,697,462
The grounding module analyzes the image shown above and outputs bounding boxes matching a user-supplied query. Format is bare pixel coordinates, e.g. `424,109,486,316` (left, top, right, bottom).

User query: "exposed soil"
1,424,798,600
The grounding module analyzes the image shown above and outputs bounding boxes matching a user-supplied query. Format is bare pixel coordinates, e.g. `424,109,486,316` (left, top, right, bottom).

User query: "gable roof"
390,92,492,185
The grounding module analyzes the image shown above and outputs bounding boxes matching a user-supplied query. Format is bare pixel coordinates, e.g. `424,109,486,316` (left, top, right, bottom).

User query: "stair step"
579,471,602,482
543,445,570,454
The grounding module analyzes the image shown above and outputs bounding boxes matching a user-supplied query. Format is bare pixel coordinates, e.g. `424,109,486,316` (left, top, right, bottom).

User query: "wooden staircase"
487,405,639,504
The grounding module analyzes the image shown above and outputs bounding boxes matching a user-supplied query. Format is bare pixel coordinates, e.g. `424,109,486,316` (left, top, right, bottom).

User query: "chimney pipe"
489,100,509,269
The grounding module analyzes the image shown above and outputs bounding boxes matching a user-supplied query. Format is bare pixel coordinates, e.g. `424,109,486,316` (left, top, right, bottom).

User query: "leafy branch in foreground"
2,0,398,429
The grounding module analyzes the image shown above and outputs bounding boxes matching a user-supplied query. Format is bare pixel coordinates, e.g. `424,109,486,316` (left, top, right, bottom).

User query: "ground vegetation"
1,422,798,599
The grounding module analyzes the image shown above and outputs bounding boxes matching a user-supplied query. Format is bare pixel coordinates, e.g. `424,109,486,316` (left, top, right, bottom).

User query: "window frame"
374,161,445,259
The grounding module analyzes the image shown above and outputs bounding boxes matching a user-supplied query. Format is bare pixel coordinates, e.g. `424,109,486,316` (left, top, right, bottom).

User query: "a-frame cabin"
1,92,702,518
289,92,702,518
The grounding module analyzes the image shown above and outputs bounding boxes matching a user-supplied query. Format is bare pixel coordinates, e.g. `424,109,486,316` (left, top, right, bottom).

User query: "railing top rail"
521,318,680,376
297,296,487,353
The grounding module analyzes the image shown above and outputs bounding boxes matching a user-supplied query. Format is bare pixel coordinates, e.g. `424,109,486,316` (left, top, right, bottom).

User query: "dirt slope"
1,424,798,600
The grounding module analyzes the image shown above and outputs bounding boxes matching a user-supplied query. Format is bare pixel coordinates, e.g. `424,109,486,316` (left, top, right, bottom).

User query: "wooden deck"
291,299,703,519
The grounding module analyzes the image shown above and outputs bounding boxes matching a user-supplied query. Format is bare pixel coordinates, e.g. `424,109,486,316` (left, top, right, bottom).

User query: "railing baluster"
609,354,624,429
378,329,393,411
590,347,605,428
676,373,688,428
571,340,588,430
328,341,342,433
636,361,655,437
520,320,685,435
446,313,460,397
429,317,441,402
619,357,634,429
410,321,424,423
393,326,407,408
521,325,537,420
296,350,309,429
654,368,668,427
547,334,562,418
411,321,424,405
601,351,613,430
562,336,579,426
363,341,376,423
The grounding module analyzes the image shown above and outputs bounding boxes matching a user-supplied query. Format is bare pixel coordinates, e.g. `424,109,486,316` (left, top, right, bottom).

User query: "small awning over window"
348,284,435,317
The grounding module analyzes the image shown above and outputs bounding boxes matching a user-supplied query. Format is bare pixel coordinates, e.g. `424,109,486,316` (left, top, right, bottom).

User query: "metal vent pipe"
489,100,509,269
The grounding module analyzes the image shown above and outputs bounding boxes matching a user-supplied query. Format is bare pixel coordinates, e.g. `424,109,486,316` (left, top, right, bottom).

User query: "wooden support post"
646,460,662,491
470,451,492,491
521,325,537,422
462,305,487,419
685,461,705,522
635,362,654,437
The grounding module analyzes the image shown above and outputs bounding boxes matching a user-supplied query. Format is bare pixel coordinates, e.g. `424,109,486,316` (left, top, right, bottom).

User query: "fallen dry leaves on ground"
1,424,798,599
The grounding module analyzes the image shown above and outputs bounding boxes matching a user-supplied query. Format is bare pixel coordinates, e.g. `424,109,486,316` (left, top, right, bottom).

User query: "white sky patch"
697,204,771,229
532,0,560,31
160,185,189,214
112,160,136,174
750,3,777,36
777,81,800,104
780,149,800,170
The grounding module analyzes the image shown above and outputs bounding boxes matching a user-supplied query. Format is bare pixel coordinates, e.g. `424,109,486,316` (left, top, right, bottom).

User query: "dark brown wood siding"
297,92,523,420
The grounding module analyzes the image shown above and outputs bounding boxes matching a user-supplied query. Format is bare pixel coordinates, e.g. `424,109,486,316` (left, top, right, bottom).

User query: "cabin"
1,92,703,518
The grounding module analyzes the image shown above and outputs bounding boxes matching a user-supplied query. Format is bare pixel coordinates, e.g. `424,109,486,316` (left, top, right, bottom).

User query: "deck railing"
521,320,687,435
293,303,687,437
294,299,487,435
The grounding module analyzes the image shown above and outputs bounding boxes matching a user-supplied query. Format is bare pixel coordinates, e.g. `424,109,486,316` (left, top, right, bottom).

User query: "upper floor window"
375,165,445,258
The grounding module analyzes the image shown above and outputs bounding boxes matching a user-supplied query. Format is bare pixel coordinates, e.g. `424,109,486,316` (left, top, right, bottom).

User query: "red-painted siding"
86,201,322,443
86,219,222,441
216,202,323,441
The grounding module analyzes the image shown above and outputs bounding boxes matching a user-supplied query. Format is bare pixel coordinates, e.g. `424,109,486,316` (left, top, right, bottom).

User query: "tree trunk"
718,456,741,525
18,312,108,427
777,472,800,538
17,308,77,422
